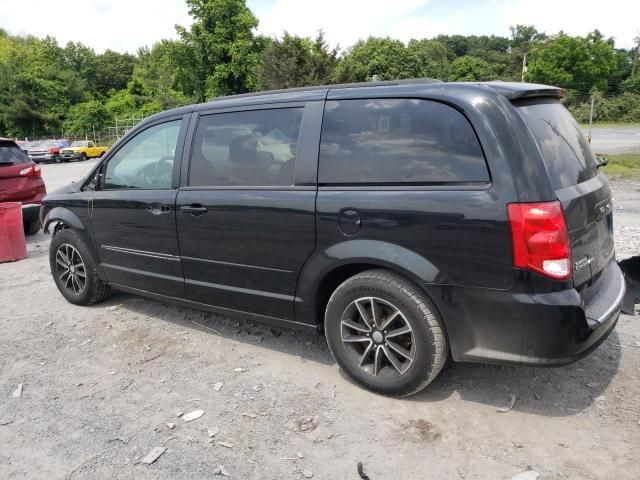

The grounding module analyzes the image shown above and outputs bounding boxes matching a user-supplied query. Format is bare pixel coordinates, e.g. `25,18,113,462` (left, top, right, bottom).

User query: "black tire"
54,154,61,163
49,229,111,305
325,269,448,397
98,151,105,158
80,153,87,162
24,219,41,236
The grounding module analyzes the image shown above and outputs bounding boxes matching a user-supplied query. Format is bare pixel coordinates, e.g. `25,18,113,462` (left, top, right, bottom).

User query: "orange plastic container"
0,202,27,263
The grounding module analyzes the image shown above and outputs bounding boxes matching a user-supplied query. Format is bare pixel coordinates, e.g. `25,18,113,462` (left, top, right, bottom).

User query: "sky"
0,0,638,53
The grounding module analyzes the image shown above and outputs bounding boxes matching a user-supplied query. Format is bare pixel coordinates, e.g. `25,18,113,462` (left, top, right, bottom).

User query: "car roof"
142,79,565,126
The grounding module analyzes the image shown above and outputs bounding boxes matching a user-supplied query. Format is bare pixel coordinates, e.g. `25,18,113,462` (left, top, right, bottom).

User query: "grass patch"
601,153,640,179
579,122,640,129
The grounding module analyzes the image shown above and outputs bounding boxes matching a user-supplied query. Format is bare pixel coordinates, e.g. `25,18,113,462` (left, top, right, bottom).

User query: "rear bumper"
29,154,55,163
425,261,625,366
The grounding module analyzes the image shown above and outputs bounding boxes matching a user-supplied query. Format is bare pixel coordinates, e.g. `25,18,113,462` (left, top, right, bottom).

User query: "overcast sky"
0,0,638,53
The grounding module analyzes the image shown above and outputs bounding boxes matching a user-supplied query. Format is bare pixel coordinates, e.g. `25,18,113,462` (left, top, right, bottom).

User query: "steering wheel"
137,156,174,186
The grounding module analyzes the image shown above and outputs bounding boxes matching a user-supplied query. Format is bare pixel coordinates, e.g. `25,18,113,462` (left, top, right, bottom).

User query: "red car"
0,138,47,235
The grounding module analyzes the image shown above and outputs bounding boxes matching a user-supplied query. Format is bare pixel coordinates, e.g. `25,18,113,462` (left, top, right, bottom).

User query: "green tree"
63,100,109,135
407,39,450,80
526,31,617,91
94,50,136,96
257,31,337,90
449,56,495,81
176,0,261,101
335,37,420,82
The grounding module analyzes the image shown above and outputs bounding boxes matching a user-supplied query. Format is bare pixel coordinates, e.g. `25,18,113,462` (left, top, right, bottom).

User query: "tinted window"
318,99,489,184
104,120,181,190
0,141,29,165
189,108,303,187
516,100,598,190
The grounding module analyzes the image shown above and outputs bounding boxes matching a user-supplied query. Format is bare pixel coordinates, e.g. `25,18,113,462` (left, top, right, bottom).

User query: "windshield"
70,141,87,147
0,141,30,164
516,99,598,190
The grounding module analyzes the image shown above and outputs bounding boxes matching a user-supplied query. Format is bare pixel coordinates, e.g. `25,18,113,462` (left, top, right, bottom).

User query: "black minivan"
42,80,625,396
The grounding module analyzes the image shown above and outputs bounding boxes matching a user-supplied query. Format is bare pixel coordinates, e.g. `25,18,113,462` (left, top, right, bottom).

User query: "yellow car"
59,141,108,162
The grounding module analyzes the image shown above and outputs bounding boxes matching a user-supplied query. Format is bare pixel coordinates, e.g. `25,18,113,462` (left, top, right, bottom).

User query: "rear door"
176,103,322,321
515,99,614,289
90,116,189,297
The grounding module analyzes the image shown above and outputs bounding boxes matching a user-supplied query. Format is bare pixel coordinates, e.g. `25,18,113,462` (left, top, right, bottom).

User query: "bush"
566,91,640,123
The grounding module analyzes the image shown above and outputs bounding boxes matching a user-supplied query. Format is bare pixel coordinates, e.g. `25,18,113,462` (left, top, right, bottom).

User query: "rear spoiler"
482,81,566,100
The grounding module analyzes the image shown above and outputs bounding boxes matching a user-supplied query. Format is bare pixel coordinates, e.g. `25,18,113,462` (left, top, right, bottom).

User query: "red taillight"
19,165,41,177
507,201,572,280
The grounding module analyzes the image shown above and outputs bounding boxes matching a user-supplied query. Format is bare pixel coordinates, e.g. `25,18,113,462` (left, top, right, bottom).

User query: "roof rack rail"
209,78,442,101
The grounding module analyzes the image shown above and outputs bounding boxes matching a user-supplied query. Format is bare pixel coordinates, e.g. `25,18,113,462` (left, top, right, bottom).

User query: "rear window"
0,141,29,165
318,99,489,184
516,100,598,190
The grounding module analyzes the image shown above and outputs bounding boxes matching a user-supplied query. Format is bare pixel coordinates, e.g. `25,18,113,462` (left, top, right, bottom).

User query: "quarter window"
104,120,182,190
318,99,489,184
189,108,303,187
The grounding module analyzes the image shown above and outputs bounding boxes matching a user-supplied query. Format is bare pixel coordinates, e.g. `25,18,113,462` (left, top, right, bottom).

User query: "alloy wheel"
55,243,87,294
340,296,416,379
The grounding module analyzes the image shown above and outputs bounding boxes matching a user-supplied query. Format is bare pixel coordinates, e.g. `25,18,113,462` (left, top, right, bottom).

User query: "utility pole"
587,96,595,143
521,53,527,82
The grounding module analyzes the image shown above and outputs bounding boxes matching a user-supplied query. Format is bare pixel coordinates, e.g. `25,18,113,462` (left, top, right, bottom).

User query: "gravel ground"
583,126,640,155
0,164,639,480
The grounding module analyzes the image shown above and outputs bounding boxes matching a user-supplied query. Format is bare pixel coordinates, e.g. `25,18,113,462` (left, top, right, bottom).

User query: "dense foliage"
1,0,639,138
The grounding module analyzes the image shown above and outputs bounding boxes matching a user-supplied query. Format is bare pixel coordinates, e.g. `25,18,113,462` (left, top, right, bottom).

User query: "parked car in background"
28,139,70,164
20,140,42,153
59,140,108,162
41,80,625,396
0,138,46,235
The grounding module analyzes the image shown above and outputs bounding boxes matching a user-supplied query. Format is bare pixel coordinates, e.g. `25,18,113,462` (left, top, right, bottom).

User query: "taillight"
19,165,41,177
507,201,571,280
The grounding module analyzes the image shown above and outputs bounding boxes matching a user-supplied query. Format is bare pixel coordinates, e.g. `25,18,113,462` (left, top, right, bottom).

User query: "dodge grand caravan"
41,80,625,396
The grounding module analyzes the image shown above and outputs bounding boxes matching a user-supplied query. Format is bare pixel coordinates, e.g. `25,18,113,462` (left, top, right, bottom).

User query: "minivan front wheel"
49,229,111,305
325,269,448,396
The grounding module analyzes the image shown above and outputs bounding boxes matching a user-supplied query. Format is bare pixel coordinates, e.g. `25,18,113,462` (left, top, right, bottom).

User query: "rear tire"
24,219,41,236
49,229,111,305
325,269,448,397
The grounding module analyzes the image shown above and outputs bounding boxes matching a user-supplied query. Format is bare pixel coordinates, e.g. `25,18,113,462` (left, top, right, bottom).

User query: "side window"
189,108,303,187
88,142,94,148
104,120,182,190
318,99,489,184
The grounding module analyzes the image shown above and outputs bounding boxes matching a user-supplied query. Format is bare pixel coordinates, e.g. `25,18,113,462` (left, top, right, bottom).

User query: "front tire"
325,269,448,397
49,229,111,305
80,153,87,162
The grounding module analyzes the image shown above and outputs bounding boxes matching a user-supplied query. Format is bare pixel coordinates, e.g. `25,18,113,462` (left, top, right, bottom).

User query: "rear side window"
189,108,303,187
516,100,598,190
0,141,29,165
318,99,489,184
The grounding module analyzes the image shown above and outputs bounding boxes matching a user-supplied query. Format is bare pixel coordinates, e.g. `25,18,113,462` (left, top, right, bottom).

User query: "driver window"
104,120,182,190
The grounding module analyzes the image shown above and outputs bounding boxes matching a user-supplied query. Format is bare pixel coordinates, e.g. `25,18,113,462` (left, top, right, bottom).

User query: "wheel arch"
295,239,441,328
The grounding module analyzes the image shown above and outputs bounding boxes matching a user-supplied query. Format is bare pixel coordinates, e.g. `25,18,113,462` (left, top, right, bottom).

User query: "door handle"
180,204,208,216
146,204,172,215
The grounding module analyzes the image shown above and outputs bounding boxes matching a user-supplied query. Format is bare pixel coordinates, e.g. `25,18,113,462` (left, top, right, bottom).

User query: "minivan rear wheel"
325,269,447,396
49,229,111,305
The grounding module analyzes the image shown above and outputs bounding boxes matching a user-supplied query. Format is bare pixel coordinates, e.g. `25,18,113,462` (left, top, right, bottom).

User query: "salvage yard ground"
1,158,639,480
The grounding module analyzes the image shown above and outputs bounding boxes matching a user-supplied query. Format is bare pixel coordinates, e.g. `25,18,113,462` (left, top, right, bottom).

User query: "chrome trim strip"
21,203,41,208
180,255,293,273
185,278,297,302
595,268,626,325
101,245,181,262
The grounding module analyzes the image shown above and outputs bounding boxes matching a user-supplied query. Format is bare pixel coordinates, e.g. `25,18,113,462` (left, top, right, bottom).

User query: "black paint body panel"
41,81,624,367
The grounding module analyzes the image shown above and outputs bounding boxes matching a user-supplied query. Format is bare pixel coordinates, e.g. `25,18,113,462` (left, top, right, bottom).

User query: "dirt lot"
1,163,639,480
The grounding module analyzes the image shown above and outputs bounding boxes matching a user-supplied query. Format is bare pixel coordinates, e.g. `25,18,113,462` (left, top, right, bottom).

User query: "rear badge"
575,257,593,271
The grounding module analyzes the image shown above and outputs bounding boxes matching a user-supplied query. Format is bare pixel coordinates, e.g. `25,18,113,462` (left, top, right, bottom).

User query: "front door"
176,105,318,321
90,117,187,297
